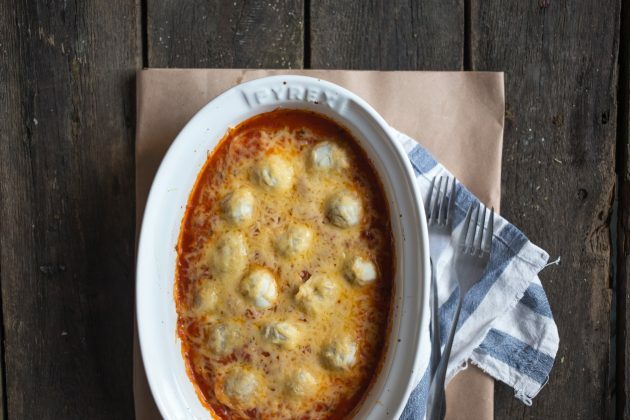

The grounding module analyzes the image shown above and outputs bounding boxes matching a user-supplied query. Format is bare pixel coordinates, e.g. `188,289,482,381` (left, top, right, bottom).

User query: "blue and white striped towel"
392,130,560,419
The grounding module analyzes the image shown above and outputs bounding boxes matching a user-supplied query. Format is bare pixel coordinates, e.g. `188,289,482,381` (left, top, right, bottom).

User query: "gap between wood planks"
303,0,311,68
141,0,148,67
463,0,471,70
616,0,630,418
0,237,5,420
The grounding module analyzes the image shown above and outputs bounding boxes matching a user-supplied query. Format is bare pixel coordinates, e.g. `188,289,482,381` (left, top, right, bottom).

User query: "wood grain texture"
620,111,630,418
0,0,139,418
618,0,630,417
470,0,619,418
309,0,464,70
147,0,304,68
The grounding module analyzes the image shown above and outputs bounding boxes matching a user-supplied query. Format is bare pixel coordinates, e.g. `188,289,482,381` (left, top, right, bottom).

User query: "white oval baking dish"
136,75,430,420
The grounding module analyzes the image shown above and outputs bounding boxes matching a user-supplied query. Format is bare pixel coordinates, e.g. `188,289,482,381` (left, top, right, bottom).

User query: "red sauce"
175,109,394,419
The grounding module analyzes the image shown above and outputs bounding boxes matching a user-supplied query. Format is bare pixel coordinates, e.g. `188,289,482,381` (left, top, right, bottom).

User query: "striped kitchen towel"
394,131,560,419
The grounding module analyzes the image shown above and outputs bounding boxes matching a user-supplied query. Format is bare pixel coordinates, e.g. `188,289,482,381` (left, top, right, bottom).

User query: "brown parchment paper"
134,69,504,419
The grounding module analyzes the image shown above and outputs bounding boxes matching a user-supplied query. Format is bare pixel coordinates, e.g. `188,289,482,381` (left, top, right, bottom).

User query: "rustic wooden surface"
310,0,464,70
619,0,630,418
1,0,628,419
470,0,621,418
146,0,304,68
0,0,139,418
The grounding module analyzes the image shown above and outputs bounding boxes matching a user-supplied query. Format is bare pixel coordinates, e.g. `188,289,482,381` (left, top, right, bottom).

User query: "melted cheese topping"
176,109,394,419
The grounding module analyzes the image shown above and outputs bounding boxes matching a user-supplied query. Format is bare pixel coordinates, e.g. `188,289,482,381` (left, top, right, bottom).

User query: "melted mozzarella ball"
295,274,338,315
240,267,278,309
275,224,313,257
285,369,317,397
321,335,357,370
207,323,242,356
252,154,294,191
221,189,255,225
309,141,349,171
206,231,248,278
344,256,378,286
219,367,259,407
261,321,300,348
192,281,218,314
325,191,362,228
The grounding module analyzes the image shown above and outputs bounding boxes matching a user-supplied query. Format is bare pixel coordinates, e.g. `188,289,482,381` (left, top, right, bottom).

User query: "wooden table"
0,1,627,419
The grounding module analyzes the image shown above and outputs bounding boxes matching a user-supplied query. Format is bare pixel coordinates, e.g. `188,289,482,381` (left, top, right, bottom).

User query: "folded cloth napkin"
392,131,560,419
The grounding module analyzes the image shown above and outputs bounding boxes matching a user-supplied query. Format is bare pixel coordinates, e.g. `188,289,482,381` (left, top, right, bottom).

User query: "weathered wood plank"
618,0,630,417
146,0,304,68
620,113,630,418
0,0,139,418
0,1,15,418
470,0,619,418
310,0,464,70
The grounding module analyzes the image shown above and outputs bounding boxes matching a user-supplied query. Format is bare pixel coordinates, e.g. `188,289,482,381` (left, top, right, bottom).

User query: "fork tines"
426,176,457,226
461,203,494,256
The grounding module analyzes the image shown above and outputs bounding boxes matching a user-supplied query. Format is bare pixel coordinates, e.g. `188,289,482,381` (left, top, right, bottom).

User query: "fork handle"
429,260,446,419
429,259,441,378
426,296,462,420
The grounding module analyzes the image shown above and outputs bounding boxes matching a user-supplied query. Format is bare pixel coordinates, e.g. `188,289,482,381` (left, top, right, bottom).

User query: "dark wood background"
0,0,627,418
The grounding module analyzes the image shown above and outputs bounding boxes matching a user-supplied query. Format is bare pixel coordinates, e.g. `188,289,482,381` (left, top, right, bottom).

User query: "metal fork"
426,202,494,420
425,177,457,400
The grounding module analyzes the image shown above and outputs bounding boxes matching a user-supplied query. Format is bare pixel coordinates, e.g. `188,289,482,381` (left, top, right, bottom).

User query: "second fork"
426,201,494,420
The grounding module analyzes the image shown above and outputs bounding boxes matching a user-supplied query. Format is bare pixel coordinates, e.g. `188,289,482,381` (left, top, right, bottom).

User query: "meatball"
325,191,362,228
221,188,255,225
240,267,278,309
207,323,242,356
295,274,337,315
261,321,300,348
275,224,313,257
343,256,378,285
252,154,294,192
309,141,349,171
321,335,357,370
192,281,218,314
220,367,259,407
285,368,317,397
207,231,248,278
